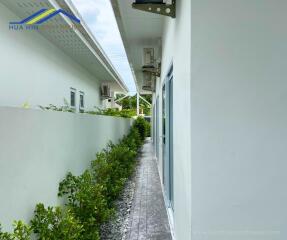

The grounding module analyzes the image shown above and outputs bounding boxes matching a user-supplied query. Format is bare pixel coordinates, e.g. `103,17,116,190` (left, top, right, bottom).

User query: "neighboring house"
0,0,132,231
112,0,287,240
103,98,123,110
105,101,123,110
0,0,128,111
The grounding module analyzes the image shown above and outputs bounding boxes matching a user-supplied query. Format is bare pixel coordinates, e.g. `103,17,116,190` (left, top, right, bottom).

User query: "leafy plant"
145,120,151,137
12,221,31,240
0,221,32,240
121,129,142,152
86,108,135,118
22,102,30,109
1,118,149,240
115,94,152,115
38,99,75,113
133,117,151,141
57,119,148,238
91,144,136,205
30,203,83,240
58,171,112,239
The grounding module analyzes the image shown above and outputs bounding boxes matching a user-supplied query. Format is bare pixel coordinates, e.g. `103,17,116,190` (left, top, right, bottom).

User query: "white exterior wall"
189,0,287,239
157,0,287,239
0,3,102,111
0,107,132,230
156,0,192,239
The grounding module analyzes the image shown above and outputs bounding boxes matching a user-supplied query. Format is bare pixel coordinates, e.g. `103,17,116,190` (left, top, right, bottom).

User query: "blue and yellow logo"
10,8,80,25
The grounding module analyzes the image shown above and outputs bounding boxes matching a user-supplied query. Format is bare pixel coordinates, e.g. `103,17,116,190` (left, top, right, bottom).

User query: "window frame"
70,88,76,109
79,91,85,112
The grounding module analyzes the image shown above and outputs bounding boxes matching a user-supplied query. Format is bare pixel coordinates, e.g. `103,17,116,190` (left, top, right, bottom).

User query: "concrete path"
126,139,172,240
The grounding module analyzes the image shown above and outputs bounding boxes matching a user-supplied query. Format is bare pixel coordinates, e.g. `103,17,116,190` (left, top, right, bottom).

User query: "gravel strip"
100,160,140,240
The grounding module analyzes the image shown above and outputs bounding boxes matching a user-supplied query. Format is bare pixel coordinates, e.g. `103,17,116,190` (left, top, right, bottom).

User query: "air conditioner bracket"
132,1,176,18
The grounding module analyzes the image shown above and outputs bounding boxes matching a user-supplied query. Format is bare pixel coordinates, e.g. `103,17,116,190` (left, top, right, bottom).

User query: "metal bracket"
143,68,161,77
132,1,176,18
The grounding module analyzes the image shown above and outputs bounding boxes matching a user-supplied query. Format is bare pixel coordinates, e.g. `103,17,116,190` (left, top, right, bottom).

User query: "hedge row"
0,117,150,240
39,103,137,119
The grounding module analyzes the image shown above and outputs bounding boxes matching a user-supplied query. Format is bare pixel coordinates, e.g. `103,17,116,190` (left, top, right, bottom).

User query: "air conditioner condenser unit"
101,84,112,99
143,48,155,68
142,72,155,92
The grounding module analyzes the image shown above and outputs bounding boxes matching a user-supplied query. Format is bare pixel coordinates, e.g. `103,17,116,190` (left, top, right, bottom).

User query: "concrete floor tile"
126,139,172,240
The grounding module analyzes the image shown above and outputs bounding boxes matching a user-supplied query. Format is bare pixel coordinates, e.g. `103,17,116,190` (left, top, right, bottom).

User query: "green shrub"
85,108,135,118
56,121,145,238
145,120,151,137
91,143,137,206
121,127,142,152
38,99,75,113
58,171,112,239
133,117,151,141
1,119,146,240
30,204,83,240
12,221,31,240
0,221,32,240
0,223,12,240
118,109,136,118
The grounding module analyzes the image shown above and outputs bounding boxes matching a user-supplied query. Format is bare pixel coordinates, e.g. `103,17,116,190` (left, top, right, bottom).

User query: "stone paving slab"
126,139,172,240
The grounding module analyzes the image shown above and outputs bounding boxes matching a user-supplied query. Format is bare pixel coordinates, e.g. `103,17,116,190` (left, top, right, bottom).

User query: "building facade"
0,0,131,230
112,0,287,239
0,0,128,111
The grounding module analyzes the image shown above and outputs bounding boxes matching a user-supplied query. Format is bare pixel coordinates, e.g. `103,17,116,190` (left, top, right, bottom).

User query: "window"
79,91,85,112
70,88,76,108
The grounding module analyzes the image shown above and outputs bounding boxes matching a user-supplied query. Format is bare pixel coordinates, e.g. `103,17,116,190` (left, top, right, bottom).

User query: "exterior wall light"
132,0,176,18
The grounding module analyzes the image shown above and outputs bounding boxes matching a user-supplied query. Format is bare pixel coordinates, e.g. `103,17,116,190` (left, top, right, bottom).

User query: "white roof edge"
49,0,129,93
110,0,140,93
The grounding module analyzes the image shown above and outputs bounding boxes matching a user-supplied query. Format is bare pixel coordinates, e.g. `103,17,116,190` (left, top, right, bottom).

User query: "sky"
71,0,136,93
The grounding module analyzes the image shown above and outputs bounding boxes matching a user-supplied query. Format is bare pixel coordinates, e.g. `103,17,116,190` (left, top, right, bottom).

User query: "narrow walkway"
126,139,172,240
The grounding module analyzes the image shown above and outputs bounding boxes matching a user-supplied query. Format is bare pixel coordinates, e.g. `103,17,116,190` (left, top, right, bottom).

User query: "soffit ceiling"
111,0,164,94
0,0,128,93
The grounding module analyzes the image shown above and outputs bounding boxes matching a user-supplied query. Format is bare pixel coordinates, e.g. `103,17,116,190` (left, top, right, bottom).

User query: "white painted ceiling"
111,0,164,94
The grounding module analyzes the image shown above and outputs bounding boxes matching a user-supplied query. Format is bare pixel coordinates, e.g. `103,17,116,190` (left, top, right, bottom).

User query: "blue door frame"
156,96,160,160
162,65,174,209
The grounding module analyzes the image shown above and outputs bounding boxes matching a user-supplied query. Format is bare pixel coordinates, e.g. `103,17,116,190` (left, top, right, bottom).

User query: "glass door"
162,66,174,209
162,85,166,187
156,96,160,159
169,76,174,209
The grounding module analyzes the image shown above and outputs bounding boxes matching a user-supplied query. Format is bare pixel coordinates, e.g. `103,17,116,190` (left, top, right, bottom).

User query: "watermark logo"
9,8,80,31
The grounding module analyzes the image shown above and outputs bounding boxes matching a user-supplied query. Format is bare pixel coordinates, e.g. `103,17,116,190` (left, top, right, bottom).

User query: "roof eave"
52,0,129,93
110,0,140,93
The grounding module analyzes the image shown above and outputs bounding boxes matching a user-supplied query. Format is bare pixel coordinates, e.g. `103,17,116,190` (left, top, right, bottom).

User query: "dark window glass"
80,94,84,108
71,91,76,107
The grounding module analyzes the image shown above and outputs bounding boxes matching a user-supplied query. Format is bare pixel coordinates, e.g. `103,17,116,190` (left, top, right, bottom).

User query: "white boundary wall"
0,107,132,230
